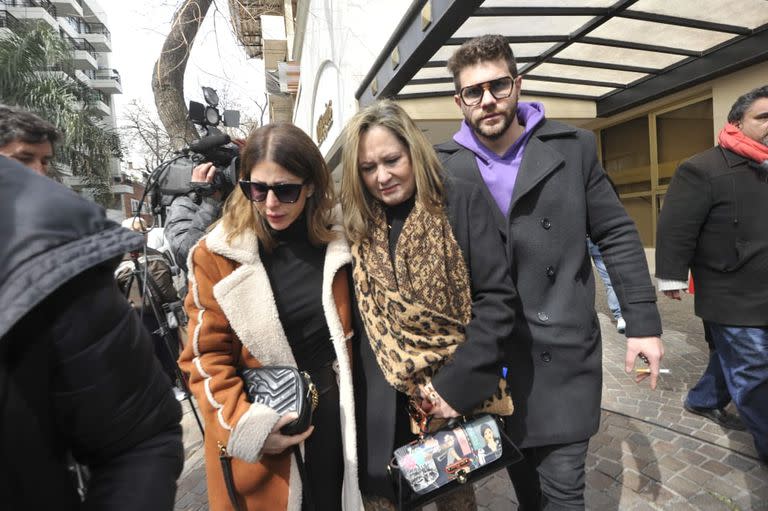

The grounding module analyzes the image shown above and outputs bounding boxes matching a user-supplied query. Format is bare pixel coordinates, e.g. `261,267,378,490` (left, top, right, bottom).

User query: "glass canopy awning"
356,0,768,117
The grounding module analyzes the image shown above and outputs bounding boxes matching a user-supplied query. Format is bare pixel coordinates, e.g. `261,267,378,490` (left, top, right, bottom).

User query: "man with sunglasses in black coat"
0,156,184,510
436,35,664,510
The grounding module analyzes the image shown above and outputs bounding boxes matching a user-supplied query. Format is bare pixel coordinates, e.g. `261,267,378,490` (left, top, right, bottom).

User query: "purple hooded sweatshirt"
453,101,545,217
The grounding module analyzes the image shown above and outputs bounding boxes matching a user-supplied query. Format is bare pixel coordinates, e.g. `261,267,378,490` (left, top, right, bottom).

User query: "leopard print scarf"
352,200,513,416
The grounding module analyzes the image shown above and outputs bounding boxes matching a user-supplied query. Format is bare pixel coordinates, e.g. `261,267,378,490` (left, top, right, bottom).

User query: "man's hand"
191,162,216,183
662,289,683,300
260,413,314,455
191,162,222,200
625,336,664,390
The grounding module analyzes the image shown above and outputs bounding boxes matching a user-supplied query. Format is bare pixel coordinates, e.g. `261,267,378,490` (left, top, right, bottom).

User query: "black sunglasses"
459,76,514,106
239,180,306,203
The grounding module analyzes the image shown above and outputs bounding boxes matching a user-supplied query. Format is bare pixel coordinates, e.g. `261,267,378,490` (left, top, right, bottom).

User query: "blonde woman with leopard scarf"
340,100,518,510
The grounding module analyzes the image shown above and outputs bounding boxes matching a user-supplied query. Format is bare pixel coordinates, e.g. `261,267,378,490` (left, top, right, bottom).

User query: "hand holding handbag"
238,366,319,435
388,410,523,511
219,366,320,511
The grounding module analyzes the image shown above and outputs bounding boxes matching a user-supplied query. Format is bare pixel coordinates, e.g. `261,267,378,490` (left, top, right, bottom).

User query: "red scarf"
717,122,768,164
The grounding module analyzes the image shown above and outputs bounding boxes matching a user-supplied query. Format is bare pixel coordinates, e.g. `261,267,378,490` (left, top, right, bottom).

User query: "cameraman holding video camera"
158,87,243,274
164,161,225,272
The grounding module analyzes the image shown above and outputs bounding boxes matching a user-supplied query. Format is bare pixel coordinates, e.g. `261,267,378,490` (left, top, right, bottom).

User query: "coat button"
537,312,549,322
546,266,555,278
540,351,552,363
541,218,551,230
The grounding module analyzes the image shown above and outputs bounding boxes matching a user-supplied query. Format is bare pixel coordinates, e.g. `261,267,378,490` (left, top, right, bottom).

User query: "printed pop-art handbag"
388,413,523,511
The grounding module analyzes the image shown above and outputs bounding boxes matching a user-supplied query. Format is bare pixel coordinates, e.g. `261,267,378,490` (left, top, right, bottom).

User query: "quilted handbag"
388,414,523,511
238,366,318,435
219,366,320,511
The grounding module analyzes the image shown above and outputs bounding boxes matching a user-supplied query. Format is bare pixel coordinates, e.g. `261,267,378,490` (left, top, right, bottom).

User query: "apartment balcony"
111,183,132,194
80,0,105,25
87,90,111,117
90,67,121,94
74,68,91,84
93,98,111,117
2,0,58,31
57,15,79,38
70,37,97,70
50,0,81,17
79,21,109,51
37,65,70,81
0,10,21,37
62,175,127,193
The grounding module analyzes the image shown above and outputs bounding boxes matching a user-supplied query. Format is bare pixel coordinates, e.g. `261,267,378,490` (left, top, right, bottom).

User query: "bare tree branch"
120,100,175,174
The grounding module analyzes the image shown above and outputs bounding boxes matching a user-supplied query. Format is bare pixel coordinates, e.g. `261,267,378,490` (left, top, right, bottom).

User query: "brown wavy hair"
221,122,336,251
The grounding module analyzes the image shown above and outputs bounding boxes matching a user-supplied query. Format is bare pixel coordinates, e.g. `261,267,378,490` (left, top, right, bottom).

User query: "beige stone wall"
710,62,768,137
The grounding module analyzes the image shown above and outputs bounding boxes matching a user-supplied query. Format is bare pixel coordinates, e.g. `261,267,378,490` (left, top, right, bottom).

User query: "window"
130,198,147,215
656,99,713,186
601,116,651,194
597,96,713,247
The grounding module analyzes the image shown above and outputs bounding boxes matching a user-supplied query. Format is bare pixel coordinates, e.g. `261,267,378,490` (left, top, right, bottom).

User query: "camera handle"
126,252,205,437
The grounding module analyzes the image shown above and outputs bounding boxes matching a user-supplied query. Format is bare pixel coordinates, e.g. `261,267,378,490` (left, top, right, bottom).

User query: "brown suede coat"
179,221,363,511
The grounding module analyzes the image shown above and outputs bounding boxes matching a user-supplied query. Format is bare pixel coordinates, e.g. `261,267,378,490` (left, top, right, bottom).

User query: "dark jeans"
687,322,768,461
506,440,589,511
686,322,733,409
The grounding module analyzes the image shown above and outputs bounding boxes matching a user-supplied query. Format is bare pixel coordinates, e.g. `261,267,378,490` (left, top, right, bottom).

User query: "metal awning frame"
356,0,768,117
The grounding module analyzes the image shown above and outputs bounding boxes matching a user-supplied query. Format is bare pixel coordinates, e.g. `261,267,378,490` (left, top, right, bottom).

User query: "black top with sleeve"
260,216,336,371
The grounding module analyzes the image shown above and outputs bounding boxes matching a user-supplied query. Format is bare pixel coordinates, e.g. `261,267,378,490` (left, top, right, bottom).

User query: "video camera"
152,87,241,214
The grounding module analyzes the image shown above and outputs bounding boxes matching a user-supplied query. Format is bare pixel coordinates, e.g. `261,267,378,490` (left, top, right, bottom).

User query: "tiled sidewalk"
174,291,767,511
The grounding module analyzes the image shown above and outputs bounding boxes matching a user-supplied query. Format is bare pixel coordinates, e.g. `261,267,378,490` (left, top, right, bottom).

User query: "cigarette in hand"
635,368,670,374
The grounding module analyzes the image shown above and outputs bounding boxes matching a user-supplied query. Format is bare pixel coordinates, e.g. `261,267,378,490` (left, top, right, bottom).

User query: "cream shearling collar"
202,219,351,365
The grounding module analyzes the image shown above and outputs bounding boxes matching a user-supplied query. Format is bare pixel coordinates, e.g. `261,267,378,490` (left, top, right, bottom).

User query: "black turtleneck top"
259,216,335,371
385,196,415,264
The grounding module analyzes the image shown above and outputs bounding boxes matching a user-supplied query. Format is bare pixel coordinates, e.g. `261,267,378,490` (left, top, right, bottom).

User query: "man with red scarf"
656,85,768,464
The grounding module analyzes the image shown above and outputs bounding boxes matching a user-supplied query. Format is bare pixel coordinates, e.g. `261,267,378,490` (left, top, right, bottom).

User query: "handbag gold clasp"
301,371,319,411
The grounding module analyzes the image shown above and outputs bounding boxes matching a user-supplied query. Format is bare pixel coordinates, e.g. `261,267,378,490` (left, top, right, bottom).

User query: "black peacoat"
436,119,662,448
656,146,768,326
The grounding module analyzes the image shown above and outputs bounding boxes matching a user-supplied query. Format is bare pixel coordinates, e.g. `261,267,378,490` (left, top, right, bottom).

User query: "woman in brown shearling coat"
179,123,364,511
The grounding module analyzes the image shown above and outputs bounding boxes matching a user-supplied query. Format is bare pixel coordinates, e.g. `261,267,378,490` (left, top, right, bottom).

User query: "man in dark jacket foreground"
656,85,768,463
0,157,184,509
437,35,664,510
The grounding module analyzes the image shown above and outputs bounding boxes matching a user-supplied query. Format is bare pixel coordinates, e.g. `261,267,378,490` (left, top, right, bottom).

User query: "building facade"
0,0,126,219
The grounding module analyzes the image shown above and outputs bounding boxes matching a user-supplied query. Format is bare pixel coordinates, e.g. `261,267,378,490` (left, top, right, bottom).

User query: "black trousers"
303,364,344,511
506,439,590,511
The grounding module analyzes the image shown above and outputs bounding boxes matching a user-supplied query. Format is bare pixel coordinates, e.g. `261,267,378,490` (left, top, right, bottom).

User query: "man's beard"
471,103,517,140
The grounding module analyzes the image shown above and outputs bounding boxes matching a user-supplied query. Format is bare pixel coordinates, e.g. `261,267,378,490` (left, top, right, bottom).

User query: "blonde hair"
221,123,336,251
340,100,444,243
